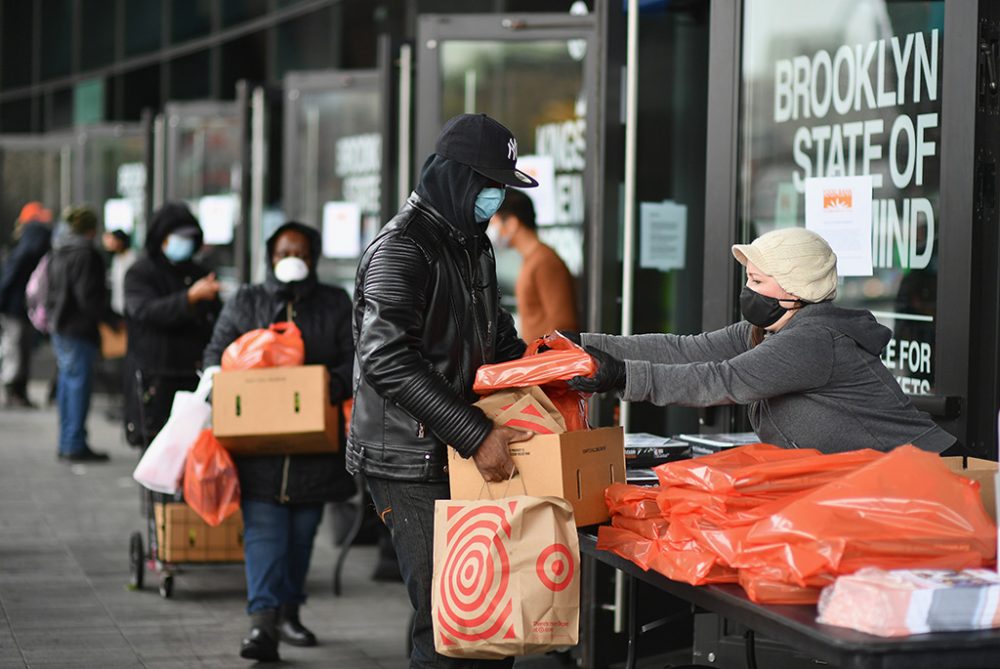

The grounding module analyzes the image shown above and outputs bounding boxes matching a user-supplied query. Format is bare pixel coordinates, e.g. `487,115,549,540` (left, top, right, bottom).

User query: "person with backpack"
0,202,53,408
46,206,117,462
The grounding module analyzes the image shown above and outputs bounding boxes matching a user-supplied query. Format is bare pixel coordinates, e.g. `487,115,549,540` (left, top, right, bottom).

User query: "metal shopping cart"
127,369,244,598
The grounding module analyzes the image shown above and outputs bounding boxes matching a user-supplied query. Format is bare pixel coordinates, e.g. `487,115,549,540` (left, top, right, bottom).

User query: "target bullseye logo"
437,502,518,645
536,543,575,592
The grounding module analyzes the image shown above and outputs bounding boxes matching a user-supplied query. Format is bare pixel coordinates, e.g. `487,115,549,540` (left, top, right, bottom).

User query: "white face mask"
486,222,509,250
273,256,310,283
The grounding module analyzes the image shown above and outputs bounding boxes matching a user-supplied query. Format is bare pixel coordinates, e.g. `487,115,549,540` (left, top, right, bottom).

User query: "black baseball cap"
434,113,539,188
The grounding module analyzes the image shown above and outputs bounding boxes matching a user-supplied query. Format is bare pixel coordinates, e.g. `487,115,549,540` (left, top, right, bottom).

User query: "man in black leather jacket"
349,114,539,668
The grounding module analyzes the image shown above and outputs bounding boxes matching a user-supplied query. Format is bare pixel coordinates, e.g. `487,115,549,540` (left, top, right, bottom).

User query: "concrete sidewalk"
0,390,571,668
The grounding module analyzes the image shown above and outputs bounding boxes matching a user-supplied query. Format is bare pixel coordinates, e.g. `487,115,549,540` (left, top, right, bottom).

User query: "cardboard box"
212,365,339,455
943,456,998,522
154,503,244,563
448,427,626,527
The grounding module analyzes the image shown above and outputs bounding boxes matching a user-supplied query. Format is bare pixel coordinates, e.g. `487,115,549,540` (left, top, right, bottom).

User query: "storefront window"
439,40,587,316
285,82,382,292
739,0,944,395
169,109,242,290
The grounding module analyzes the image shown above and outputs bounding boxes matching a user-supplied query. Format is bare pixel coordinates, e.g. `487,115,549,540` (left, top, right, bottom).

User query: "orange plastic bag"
738,445,998,585
612,515,671,541
596,525,658,570
474,333,594,431
221,321,305,370
605,483,663,519
654,443,883,494
183,429,241,527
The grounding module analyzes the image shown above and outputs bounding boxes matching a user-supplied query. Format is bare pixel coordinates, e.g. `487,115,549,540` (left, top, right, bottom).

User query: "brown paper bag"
474,386,567,432
99,322,127,359
432,495,580,659
493,394,565,435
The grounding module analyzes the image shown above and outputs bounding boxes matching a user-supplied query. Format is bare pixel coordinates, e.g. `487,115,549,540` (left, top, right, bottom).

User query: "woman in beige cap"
565,227,956,454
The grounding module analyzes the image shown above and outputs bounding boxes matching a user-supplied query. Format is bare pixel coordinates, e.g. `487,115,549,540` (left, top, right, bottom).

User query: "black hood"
414,154,492,241
145,202,204,259
263,221,322,300
790,302,892,355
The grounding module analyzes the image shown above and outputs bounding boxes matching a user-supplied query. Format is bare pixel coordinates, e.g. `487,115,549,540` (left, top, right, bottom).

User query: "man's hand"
187,273,220,305
568,346,627,394
472,425,533,483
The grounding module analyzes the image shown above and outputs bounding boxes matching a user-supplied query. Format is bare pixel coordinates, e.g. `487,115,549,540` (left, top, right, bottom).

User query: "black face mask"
739,285,804,328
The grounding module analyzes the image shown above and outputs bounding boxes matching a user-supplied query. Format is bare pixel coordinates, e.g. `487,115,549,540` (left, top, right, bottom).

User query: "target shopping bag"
432,495,580,659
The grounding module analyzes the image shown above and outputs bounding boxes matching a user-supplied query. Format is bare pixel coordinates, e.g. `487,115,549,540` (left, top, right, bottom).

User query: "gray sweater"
583,303,955,454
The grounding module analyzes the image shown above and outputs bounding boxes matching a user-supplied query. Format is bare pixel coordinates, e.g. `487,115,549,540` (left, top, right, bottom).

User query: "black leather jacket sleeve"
358,237,493,457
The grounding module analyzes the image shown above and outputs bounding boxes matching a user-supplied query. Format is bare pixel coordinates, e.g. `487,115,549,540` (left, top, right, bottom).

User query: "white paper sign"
197,194,238,245
103,199,135,233
639,200,687,272
511,154,557,225
804,175,874,276
322,201,362,258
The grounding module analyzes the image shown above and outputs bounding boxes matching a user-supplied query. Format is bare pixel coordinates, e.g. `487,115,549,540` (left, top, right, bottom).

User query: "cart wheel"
158,574,174,599
128,532,144,590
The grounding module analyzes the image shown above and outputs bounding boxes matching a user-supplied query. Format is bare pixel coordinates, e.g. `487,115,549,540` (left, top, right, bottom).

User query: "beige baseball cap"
732,227,838,303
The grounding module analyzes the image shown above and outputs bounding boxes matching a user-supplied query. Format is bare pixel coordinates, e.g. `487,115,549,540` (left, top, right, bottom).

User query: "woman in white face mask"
202,221,356,662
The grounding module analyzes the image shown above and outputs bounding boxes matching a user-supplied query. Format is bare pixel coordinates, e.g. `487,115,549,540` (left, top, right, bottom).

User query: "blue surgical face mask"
162,234,196,263
474,187,506,223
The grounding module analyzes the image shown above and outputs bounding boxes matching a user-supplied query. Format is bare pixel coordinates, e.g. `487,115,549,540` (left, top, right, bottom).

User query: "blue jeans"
367,477,514,669
241,499,324,614
51,334,97,456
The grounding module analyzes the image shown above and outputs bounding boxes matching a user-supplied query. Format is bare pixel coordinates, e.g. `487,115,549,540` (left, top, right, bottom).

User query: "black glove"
568,346,626,394
556,330,582,346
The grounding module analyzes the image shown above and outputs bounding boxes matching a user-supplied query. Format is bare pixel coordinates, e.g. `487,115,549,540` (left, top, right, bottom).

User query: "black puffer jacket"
46,228,112,344
203,222,355,505
347,155,526,482
0,220,51,316
123,203,220,446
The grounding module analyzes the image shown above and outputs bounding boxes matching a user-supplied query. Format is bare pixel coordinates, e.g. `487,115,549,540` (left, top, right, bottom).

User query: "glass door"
164,100,245,295
72,123,149,245
416,11,599,335
0,134,72,242
283,70,386,294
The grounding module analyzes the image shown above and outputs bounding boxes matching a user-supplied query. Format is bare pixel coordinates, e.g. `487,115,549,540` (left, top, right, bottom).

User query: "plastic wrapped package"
739,445,998,585
221,321,305,370
817,568,1000,637
474,333,594,431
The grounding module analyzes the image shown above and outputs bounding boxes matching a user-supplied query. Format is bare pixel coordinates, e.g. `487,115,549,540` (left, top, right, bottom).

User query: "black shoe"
2,389,35,409
240,627,280,662
278,604,317,647
60,448,110,463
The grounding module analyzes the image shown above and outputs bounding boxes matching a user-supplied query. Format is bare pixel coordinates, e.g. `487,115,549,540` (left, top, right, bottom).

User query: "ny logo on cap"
507,137,517,161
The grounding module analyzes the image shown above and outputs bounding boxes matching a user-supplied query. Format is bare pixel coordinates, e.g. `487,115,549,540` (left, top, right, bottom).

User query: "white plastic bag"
132,368,219,494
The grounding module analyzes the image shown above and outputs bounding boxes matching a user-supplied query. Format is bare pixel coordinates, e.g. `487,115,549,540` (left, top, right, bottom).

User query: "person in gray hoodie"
568,227,955,454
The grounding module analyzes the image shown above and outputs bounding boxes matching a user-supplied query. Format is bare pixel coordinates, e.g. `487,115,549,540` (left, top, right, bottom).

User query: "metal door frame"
414,10,605,330
703,0,983,444
281,68,387,226
161,98,245,280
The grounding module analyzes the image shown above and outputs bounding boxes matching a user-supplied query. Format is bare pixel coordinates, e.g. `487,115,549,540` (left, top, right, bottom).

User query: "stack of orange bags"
597,444,997,604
